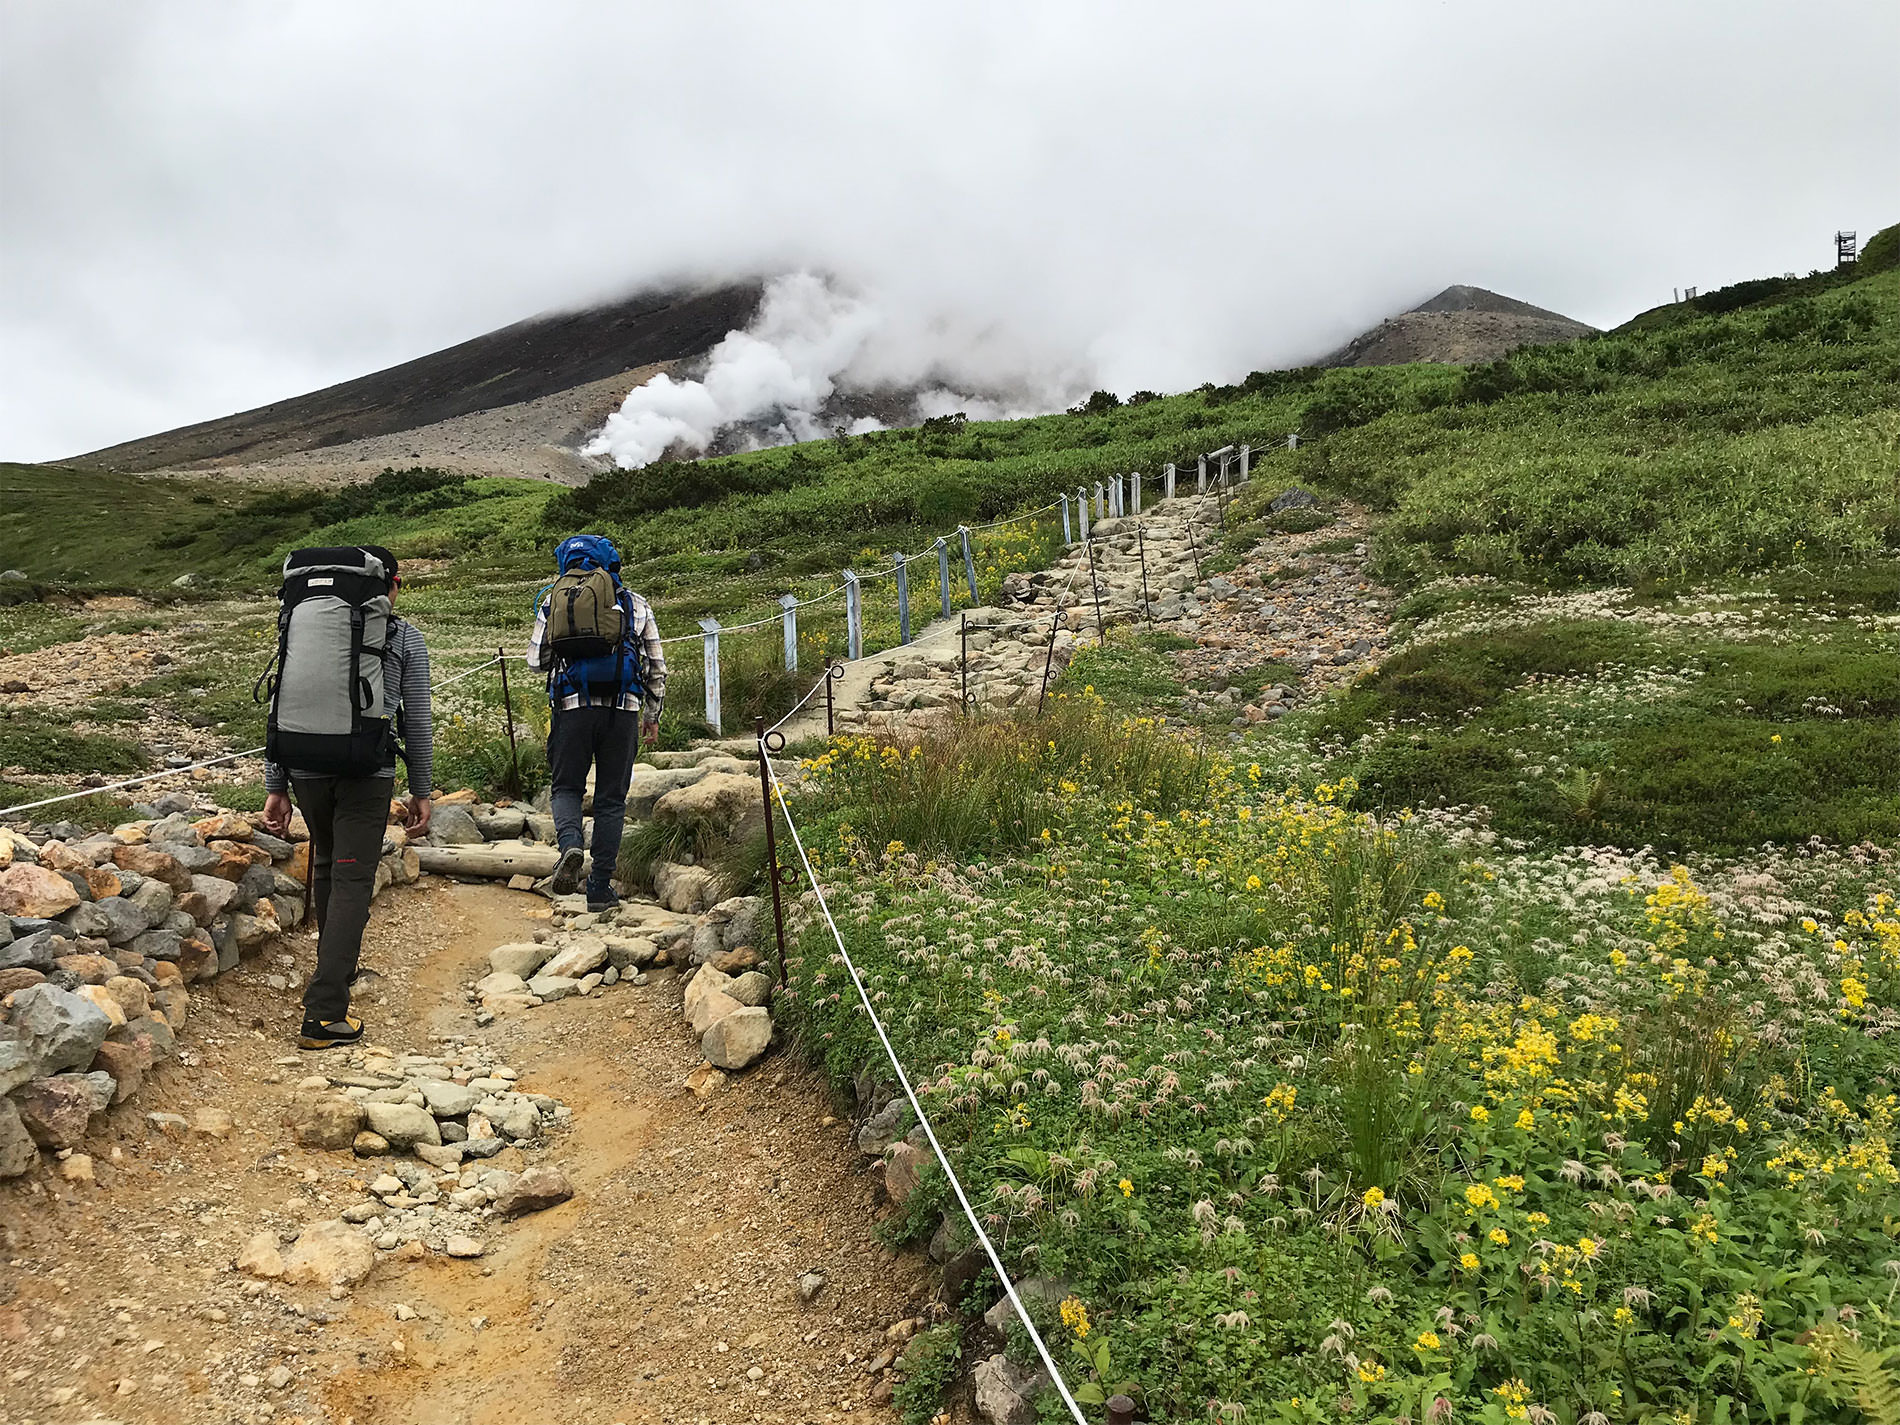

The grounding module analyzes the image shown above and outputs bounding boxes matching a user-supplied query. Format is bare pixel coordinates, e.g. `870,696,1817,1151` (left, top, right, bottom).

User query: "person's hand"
402,795,433,837
641,717,660,745
260,792,292,836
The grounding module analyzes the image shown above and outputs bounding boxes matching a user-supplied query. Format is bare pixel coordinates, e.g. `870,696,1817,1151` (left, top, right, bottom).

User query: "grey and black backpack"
256,547,397,777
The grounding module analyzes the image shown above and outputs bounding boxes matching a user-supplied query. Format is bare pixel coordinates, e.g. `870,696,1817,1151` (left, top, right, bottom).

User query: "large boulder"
187,875,240,918
9,983,112,1075
417,1079,481,1118
90,896,153,946
624,766,713,821
653,773,762,843
15,1075,97,1148
293,1095,366,1150
473,807,526,840
0,864,80,919
701,1007,772,1070
0,930,58,973
280,1218,377,1287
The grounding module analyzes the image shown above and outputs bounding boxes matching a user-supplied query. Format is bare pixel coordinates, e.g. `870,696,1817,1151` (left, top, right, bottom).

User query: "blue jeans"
547,706,639,894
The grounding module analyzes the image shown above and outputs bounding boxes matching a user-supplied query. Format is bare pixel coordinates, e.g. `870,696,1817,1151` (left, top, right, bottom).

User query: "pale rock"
487,942,552,979
75,984,128,1028
884,1141,930,1205
0,864,80,918
292,1096,365,1151
361,1102,441,1150
526,974,579,1002
280,1218,377,1287
495,1164,574,1217
59,1150,94,1183
235,1231,286,1280
444,1234,485,1258
727,970,774,1008
539,936,608,979
193,1107,235,1138
702,1006,772,1070
417,1079,480,1117
973,1354,1049,1425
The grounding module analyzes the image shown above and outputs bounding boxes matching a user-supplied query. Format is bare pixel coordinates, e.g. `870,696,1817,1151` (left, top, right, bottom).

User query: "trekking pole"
1136,522,1154,624
495,646,520,796
753,717,797,989
1083,536,1106,643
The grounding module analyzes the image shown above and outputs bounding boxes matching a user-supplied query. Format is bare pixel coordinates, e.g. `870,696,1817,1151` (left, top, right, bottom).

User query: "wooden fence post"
1239,443,1251,482
1130,470,1142,516
1197,454,1208,494
779,594,798,672
893,551,910,644
1164,462,1176,500
1110,474,1123,517
843,571,862,661
1094,480,1106,520
935,538,952,617
1076,486,1090,541
698,617,723,735
959,526,978,603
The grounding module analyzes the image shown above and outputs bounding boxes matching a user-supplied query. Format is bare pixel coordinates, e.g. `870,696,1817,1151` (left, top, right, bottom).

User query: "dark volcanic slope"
1324,284,1595,368
68,281,763,472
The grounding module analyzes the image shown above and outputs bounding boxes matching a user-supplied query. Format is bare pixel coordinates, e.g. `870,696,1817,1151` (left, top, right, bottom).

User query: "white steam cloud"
582,273,1080,469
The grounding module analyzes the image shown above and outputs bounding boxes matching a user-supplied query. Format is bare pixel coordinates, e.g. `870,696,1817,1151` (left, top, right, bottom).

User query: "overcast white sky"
2,0,1895,462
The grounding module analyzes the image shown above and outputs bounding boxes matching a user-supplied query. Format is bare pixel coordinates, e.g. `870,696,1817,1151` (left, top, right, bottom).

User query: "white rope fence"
761,750,1090,1425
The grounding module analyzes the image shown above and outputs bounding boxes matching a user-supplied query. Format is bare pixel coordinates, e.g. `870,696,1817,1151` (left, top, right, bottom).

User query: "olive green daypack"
546,565,626,660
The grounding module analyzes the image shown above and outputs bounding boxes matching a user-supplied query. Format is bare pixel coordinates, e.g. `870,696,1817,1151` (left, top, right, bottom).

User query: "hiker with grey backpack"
528,534,666,913
255,545,433,1049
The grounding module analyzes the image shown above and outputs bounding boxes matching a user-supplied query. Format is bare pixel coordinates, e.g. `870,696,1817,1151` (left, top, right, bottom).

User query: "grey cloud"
3,0,1895,461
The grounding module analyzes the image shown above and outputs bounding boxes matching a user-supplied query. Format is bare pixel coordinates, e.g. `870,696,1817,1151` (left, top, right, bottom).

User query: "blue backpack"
540,535,645,708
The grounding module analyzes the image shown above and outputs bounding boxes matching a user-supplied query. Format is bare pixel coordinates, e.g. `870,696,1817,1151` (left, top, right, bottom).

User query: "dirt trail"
0,878,926,1425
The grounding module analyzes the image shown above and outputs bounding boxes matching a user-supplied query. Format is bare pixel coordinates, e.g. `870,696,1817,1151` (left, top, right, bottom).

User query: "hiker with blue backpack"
528,534,667,912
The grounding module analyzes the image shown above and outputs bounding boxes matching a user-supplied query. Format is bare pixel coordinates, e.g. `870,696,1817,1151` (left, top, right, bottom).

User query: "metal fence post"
779,594,798,672
1164,462,1176,501
1130,471,1142,516
935,538,952,617
842,571,862,661
959,526,978,603
893,551,910,645
698,617,723,735
1060,493,1072,545
1076,486,1090,541
1239,443,1251,482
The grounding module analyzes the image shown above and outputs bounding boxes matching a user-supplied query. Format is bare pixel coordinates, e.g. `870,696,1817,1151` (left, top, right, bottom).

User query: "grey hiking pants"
290,772,393,1023
547,706,639,897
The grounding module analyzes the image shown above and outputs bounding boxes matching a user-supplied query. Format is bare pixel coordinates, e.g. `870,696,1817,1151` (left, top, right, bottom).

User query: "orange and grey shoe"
298,1015,364,1050
550,846,585,896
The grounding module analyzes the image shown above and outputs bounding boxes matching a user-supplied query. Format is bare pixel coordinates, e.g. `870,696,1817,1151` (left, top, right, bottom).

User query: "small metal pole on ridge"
698,618,723,735
1217,459,1228,529
753,717,797,989
1136,524,1153,624
825,658,842,736
1083,536,1106,642
843,571,863,662
959,613,969,714
495,646,520,795
959,527,978,603
1035,605,1064,716
779,594,799,672
935,538,952,618
1164,462,1176,500
893,552,910,645
1059,494,1072,546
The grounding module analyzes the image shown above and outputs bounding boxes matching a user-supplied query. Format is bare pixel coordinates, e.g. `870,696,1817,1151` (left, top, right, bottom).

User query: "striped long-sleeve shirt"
264,617,433,796
527,590,667,718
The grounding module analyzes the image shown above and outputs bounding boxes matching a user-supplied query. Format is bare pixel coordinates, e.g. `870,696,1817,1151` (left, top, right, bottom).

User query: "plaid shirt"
527,590,667,717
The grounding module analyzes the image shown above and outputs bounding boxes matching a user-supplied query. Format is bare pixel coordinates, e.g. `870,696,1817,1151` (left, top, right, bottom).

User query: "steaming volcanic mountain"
1322,284,1596,367
64,282,766,482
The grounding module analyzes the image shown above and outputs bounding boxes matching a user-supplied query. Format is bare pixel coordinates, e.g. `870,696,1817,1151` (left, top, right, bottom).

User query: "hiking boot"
550,846,585,896
586,885,621,915
298,1015,363,1050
